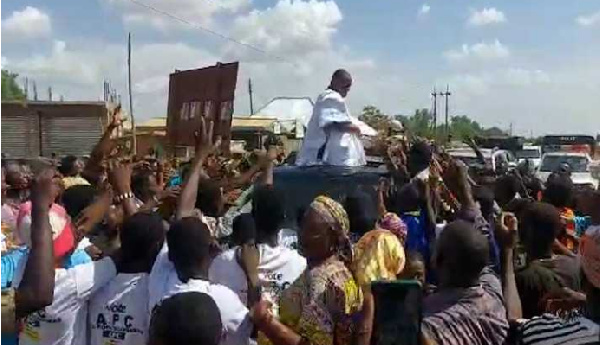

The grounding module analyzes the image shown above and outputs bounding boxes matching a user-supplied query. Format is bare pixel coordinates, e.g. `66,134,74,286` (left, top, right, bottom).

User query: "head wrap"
16,201,75,260
353,229,405,287
309,195,353,263
580,225,600,289
379,212,408,243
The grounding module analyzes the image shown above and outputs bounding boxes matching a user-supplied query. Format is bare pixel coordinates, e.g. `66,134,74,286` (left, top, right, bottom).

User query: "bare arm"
15,170,57,318
377,179,388,218
256,147,277,187
176,117,217,220
176,156,207,220
85,107,122,175
465,138,485,165
108,163,138,218
497,213,522,320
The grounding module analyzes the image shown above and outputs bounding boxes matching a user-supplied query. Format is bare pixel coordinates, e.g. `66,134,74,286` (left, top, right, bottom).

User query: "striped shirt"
518,314,600,345
422,268,509,345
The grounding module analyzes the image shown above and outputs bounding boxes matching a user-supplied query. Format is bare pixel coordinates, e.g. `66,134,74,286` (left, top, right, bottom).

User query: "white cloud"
443,40,510,62
503,68,550,86
576,10,600,27
2,6,52,40
5,40,114,85
419,4,431,16
226,0,343,62
468,8,506,26
106,0,250,31
3,40,218,117
449,68,550,93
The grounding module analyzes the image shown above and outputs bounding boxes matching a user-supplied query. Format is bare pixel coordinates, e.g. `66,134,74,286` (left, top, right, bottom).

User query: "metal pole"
444,84,451,142
248,78,254,115
431,87,437,134
128,32,137,156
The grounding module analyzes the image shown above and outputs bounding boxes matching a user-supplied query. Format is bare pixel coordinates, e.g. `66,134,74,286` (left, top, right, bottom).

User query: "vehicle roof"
447,148,499,158
542,152,590,157
272,165,386,230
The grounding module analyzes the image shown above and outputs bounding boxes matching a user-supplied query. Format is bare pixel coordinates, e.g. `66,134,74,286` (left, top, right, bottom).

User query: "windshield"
539,156,588,172
516,149,540,159
452,156,489,167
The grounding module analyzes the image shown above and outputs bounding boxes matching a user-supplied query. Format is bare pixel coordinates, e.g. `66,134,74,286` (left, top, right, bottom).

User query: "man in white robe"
296,69,366,167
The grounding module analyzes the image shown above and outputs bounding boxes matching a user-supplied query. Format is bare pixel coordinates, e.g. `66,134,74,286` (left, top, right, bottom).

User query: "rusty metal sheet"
1,103,40,158
167,62,239,154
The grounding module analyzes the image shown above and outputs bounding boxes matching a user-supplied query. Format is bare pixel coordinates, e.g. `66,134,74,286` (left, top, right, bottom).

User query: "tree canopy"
1,70,26,101
359,105,505,141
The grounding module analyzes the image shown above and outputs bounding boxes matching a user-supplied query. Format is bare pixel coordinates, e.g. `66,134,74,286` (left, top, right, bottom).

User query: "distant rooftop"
251,97,314,132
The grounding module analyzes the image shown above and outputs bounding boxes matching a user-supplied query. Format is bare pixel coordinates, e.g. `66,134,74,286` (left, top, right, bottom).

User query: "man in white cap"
296,69,366,167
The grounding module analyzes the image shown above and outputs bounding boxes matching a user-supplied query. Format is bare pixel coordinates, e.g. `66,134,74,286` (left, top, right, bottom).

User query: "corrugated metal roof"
232,117,275,130
137,117,167,128
251,97,314,130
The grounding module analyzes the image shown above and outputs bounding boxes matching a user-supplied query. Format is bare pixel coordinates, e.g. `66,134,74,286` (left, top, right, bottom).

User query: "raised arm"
256,147,278,187
496,213,522,320
176,117,217,220
85,106,122,175
108,163,138,218
15,169,58,318
464,138,485,165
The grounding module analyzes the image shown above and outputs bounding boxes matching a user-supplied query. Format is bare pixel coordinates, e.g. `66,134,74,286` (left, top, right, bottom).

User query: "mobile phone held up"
371,280,423,345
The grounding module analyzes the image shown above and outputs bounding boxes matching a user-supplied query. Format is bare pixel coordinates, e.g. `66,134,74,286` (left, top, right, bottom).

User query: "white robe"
296,89,366,167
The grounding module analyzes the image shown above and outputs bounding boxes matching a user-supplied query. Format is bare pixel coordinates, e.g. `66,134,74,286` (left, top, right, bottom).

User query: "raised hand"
108,161,132,195
495,212,518,250
31,168,60,208
194,116,220,159
108,105,123,129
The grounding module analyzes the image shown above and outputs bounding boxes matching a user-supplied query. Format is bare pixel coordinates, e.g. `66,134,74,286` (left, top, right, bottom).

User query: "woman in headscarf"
345,190,406,287
252,195,364,345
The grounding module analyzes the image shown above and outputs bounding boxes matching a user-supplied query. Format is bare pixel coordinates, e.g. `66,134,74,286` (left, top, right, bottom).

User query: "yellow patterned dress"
279,257,363,345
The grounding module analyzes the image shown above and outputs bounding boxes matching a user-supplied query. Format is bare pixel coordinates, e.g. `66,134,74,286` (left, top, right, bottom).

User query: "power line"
125,0,290,63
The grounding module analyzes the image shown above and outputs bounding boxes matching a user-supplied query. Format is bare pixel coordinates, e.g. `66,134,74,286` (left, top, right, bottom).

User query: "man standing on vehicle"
296,69,366,167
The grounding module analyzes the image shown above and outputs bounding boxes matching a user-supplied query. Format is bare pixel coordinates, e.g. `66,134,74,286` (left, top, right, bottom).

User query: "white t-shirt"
89,273,150,345
209,244,306,317
296,89,366,167
148,244,252,345
16,258,117,345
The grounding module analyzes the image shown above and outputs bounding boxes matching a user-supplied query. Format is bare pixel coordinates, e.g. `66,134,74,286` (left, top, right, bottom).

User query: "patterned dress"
279,257,363,345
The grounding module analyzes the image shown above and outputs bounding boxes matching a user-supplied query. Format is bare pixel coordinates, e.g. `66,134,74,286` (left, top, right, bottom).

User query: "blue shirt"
1,248,92,289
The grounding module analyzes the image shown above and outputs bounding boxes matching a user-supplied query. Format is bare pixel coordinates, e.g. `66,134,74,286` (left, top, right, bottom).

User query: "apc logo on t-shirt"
93,303,144,341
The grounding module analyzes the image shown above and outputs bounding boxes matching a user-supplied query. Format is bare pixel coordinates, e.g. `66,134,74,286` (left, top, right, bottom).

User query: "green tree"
359,105,389,130
448,115,483,140
1,70,26,101
396,108,434,138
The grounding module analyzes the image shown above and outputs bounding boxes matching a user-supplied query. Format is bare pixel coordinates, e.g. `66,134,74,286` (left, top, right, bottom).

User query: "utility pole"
24,77,29,100
442,85,451,142
48,86,53,101
431,87,438,134
248,78,254,115
33,81,38,101
127,32,137,156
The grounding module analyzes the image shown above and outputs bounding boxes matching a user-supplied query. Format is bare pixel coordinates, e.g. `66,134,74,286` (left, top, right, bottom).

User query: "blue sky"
2,0,600,136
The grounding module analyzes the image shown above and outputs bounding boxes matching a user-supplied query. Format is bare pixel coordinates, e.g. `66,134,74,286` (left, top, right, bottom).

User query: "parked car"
447,148,516,173
516,145,542,168
536,152,599,189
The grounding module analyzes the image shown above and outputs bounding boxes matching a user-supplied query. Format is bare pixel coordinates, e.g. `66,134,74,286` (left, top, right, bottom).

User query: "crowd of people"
2,94,600,345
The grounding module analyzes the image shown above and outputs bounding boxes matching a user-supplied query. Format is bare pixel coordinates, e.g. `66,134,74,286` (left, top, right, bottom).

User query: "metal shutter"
41,116,103,157
1,112,40,158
